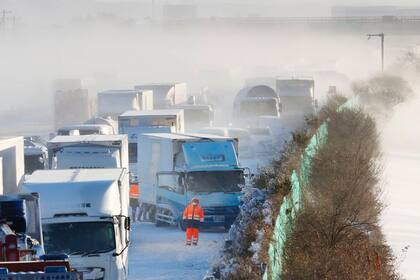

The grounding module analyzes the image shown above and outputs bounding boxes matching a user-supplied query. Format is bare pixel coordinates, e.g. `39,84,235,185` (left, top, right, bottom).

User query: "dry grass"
282,99,400,280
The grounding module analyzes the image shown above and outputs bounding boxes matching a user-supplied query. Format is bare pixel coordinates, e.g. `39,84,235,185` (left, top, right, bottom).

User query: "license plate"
213,215,225,222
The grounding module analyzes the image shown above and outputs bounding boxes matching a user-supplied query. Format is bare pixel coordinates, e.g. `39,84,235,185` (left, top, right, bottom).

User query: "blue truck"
138,133,247,230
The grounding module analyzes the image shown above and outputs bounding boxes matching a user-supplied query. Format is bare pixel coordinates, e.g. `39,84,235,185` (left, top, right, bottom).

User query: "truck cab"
233,85,281,126
276,77,316,129
139,133,246,230
24,137,48,174
21,169,130,280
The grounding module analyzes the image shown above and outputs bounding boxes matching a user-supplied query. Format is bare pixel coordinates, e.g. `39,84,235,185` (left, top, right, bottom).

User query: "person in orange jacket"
182,197,204,246
129,183,140,222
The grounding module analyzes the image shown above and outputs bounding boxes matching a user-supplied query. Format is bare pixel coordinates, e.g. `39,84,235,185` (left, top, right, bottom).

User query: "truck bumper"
201,206,239,228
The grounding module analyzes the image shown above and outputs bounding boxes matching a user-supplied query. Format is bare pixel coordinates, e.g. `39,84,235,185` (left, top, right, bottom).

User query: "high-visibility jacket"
183,203,204,222
129,184,139,199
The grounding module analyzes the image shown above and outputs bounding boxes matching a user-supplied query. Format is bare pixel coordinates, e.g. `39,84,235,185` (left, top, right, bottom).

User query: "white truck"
24,137,48,174
0,137,25,195
233,84,281,126
47,135,128,170
56,124,115,136
172,102,214,132
21,168,130,280
276,77,316,129
138,133,246,229
97,89,153,119
118,109,184,181
134,83,187,109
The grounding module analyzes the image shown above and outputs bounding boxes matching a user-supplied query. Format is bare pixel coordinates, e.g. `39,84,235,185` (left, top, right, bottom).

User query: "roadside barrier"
263,98,356,280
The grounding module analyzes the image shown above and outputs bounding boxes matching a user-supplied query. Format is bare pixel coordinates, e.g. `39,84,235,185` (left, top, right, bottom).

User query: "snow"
381,97,420,280
128,222,226,280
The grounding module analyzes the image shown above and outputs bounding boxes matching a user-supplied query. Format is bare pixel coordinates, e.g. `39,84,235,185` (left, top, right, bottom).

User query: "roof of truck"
58,124,111,130
120,109,183,117
23,169,127,218
99,89,140,94
141,132,233,141
25,169,125,183
134,82,184,87
49,134,127,144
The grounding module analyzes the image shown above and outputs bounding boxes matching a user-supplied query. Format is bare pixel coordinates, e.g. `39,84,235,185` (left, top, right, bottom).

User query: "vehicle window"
43,222,115,255
129,143,138,164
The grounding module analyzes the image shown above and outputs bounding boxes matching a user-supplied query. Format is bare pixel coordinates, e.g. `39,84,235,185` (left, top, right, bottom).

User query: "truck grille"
204,206,239,216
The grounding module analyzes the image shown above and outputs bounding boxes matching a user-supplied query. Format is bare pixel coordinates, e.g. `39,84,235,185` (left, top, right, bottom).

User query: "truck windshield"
43,222,116,255
186,170,244,193
240,100,278,117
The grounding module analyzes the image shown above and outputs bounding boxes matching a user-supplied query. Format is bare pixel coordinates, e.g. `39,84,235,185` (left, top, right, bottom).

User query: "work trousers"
186,227,199,245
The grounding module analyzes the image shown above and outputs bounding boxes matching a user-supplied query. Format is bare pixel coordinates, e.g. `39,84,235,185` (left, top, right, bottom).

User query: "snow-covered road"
128,223,226,280
381,97,420,279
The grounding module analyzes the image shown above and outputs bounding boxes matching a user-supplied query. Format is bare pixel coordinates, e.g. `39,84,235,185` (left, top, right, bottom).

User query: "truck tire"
155,220,166,227
179,220,186,231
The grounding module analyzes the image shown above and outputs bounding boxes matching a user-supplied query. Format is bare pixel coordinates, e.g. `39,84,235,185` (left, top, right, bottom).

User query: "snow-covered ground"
381,97,420,279
128,222,226,280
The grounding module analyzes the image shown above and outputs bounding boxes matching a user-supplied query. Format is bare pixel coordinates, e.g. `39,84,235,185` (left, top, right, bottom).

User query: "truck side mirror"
125,217,131,231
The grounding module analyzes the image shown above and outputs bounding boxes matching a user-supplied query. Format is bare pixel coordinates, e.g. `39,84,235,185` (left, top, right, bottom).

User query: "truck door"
156,172,186,220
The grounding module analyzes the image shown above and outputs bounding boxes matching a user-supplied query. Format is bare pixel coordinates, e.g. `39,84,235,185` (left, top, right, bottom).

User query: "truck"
232,84,281,126
21,168,130,280
276,77,316,129
134,83,187,109
54,89,90,130
172,97,214,131
97,89,153,119
24,137,48,175
85,117,118,134
0,193,81,279
47,135,128,170
0,137,25,195
57,124,115,136
138,133,247,230
118,109,184,182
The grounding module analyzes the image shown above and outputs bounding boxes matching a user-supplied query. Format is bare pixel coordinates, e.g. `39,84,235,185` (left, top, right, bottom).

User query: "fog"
1,0,420,134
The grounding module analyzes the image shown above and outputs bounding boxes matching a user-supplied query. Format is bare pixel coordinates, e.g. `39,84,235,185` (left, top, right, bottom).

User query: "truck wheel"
156,220,166,227
179,220,186,231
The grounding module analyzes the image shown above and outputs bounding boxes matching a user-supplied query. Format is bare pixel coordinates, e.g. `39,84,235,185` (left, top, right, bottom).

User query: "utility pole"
367,33,385,72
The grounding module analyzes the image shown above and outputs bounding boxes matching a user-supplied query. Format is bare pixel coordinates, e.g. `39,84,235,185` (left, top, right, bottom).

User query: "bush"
282,106,399,280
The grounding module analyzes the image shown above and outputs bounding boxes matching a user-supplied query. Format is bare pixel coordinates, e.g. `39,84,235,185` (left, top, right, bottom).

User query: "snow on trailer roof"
25,169,125,183
141,132,234,141
49,134,127,144
119,109,183,117
58,124,112,130
134,82,182,87
23,169,127,218
99,89,140,94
